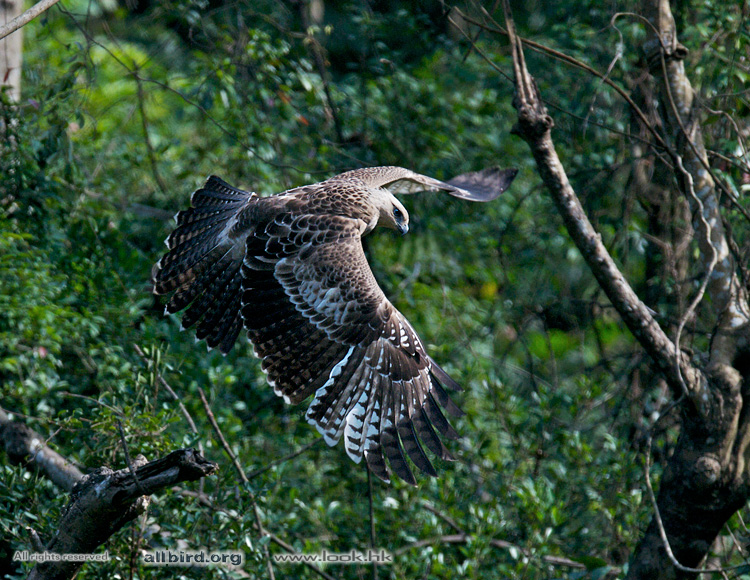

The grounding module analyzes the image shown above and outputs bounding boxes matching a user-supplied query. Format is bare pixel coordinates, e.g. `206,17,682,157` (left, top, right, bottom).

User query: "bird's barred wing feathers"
340,166,518,202
153,174,468,485
241,214,463,484
152,176,255,354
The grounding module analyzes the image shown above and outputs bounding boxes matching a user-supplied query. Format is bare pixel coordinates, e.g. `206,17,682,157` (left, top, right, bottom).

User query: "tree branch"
394,532,590,570
499,0,704,409
27,449,217,580
0,0,63,41
0,408,84,492
642,0,750,362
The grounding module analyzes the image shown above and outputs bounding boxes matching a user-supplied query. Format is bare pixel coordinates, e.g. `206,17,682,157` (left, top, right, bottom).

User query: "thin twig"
133,343,206,496
394,533,588,569
115,419,147,497
304,37,344,143
61,391,125,417
133,66,168,194
246,439,321,480
367,465,377,580
452,6,669,153
672,155,718,397
198,388,248,483
298,3,344,143
619,10,750,233
133,344,204,456
197,387,275,580
420,502,463,533
265,532,337,580
173,487,338,580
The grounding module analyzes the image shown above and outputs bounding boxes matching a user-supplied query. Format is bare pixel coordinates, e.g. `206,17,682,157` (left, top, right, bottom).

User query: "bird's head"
371,188,409,235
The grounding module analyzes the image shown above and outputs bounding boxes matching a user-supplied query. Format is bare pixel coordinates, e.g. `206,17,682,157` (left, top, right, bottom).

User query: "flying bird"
152,166,517,484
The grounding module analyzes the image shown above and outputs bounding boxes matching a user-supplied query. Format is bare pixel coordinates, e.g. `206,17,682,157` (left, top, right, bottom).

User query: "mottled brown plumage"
152,166,517,484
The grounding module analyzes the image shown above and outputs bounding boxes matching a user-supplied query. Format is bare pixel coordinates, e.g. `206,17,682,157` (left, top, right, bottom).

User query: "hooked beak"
397,222,409,236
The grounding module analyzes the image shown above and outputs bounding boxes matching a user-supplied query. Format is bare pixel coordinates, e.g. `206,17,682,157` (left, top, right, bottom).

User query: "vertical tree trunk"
1,0,23,101
626,0,750,578
500,0,750,576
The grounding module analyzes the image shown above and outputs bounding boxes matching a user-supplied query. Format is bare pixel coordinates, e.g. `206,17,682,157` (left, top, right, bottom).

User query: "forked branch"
27,449,217,580
500,0,704,410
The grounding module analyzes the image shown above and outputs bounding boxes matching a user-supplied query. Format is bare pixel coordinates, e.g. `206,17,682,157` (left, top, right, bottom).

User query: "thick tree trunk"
499,0,750,577
1,0,23,101
626,1,750,576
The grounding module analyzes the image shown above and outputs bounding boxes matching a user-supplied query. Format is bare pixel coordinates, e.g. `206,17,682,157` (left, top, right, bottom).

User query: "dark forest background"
2,1,750,578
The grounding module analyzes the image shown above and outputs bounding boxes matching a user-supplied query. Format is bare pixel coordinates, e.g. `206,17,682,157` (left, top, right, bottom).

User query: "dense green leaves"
2,0,750,578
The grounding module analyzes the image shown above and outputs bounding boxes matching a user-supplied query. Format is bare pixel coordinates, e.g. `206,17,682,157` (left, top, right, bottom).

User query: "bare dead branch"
0,408,84,492
27,449,217,580
0,0,63,41
499,0,704,407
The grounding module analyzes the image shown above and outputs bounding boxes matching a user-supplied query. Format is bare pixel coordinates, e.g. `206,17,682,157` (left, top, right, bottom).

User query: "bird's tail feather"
152,176,255,353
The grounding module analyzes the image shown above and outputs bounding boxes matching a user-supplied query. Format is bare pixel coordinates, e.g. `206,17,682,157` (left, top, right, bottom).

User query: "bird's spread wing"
241,214,463,484
152,176,254,354
153,174,465,484
343,166,518,201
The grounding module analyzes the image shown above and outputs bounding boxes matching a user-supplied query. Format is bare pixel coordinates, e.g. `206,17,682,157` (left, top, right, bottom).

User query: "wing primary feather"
413,407,454,461
424,393,460,440
366,448,390,483
157,229,226,275
397,419,437,477
195,270,242,341
430,376,465,419
317,360,365,442
178,249,236,330
218,311,245,354
429,361,462,391
381,426,416,486
306,345,362,444
165,247,234,313
344,362,379,461
154,242,230,294
381,384,416,485
203,283,243,352
364,376,391,482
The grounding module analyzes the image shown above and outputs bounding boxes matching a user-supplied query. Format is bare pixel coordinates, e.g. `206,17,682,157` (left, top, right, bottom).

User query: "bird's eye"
393,207,402,219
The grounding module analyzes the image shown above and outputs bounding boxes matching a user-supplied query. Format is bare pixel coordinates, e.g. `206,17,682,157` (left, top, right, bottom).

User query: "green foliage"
2,0,749,579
